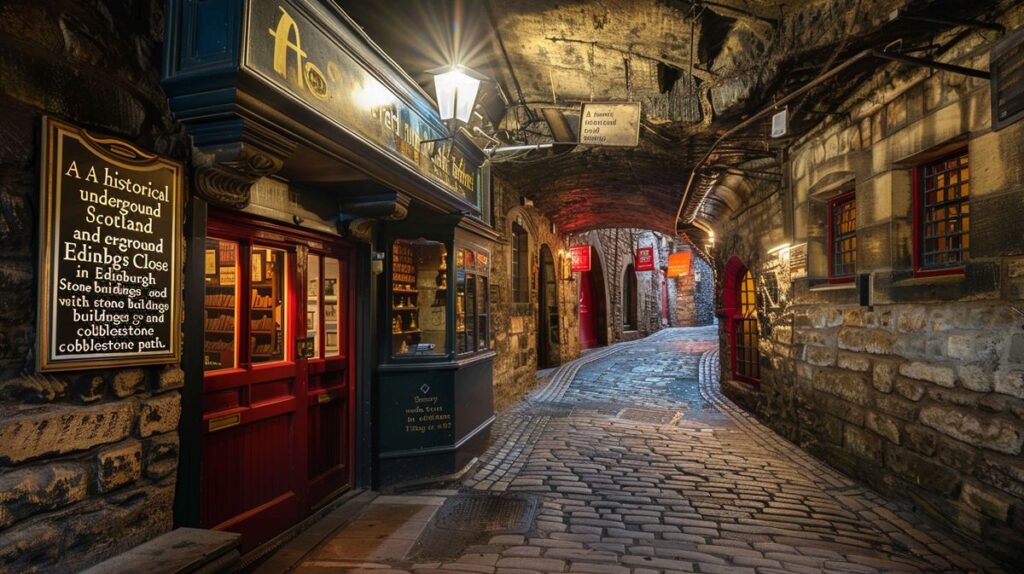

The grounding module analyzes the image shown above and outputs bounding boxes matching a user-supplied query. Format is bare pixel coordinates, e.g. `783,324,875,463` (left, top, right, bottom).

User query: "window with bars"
918,150,970,270
511,223,529,303
829,192,857,280
733,270,760,382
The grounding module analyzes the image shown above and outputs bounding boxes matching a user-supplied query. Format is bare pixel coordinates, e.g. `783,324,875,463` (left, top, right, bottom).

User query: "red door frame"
201,210,356,552
722,256,760,385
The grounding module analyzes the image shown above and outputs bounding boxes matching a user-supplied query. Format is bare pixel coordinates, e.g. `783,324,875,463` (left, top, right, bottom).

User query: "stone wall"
0,2,187,572
714,6,1024,566
674,252,716,327
489,180,580,412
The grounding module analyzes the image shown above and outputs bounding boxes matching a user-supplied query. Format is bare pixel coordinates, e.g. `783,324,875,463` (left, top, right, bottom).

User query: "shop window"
391,239,448,357
306,253,344,359
828,191,857,282
623,264,637,329
204,239,239,371
456,247,491,355
511,223,529,303
250,246,287,364
916,149,970,273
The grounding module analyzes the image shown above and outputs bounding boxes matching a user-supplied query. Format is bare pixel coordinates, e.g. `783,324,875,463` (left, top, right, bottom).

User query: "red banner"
635,247,655,271
667,252,692,277
569,246,591,272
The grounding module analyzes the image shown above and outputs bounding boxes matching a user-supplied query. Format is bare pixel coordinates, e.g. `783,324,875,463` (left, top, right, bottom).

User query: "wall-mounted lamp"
430,65,485,125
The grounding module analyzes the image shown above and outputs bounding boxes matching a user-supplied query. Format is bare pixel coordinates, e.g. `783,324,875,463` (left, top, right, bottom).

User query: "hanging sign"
635,247,655,272
579,102,641,147
569,246,592,272
37,117,183,372
667,252,693,278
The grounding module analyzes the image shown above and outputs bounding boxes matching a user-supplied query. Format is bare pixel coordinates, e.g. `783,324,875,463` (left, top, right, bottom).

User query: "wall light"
430,65,485,124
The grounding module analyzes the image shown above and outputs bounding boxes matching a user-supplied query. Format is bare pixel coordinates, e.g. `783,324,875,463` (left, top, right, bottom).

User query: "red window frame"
913,148,970,277
827,191,857,283
731,269,761,384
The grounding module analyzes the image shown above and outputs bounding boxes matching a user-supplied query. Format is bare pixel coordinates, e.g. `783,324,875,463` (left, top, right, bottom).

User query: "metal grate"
920,150,970,269
829,192,857,278
432,494,539,533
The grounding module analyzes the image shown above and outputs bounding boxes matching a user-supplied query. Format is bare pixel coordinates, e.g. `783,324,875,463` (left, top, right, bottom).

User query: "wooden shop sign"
635,247,655,272
569,246,592,272
37,117,183,372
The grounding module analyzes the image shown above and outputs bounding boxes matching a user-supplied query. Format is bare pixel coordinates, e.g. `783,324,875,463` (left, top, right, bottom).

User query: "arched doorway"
579,248,608,349
723,256,760,383
537,245,560,368
622,264,638,330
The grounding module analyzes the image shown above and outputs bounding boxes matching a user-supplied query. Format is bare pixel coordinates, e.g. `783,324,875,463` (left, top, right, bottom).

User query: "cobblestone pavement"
311,327,1003,574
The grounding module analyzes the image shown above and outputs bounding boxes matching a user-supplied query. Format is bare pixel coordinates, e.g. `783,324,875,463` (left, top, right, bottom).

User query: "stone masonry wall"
0,2,188,572
674,251,715,327
490,179,580,412
715,6,1024,567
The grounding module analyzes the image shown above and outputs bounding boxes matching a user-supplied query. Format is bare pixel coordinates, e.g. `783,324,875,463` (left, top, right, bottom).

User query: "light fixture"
430,65,485,124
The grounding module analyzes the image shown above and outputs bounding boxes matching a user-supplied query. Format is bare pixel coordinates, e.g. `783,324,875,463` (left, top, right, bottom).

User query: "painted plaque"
667,252,692,277
37,117,182,372
570,246,592,273
579,102,641,147
635,247,655,272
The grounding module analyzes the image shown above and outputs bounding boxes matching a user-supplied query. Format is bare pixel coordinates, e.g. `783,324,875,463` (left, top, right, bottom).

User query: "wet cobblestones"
304,327,1002,573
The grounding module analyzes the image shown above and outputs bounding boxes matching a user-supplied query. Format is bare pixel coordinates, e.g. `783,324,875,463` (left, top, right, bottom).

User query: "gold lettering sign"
37,117,183,372
209,413,241,432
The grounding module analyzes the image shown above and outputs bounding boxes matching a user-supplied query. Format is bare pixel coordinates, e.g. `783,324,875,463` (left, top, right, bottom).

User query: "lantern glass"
432,67,482,123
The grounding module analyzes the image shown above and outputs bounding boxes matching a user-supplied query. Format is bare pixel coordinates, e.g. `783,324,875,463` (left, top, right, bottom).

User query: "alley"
292,328,1001,574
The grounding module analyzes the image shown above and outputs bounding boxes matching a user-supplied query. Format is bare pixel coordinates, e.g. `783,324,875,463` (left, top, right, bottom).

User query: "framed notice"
635,247,655,272
37,117,183,371
205,249,217,275
569,246,592,272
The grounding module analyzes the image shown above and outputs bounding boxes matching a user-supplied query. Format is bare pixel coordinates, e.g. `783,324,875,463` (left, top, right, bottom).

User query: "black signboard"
992,28,1024,132
37,117,183,371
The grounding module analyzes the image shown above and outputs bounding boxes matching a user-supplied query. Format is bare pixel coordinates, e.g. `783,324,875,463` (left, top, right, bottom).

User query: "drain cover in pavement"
617,408,679,424
432,493,539,533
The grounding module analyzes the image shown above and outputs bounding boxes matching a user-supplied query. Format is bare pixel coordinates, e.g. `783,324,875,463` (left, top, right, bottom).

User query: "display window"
456,246,490,355
391,239,448,357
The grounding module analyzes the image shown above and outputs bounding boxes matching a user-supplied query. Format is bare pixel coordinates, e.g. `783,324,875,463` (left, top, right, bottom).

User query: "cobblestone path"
317,327,1003,573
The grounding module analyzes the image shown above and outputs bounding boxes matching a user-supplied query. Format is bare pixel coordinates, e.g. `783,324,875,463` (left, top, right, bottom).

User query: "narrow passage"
298,327,1001,574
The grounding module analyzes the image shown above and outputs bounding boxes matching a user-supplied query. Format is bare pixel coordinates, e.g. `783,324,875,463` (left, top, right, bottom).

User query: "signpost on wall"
635,247,655,271
667,252,693,277
570,246,592,272
37,117,183,372
579,102,641,147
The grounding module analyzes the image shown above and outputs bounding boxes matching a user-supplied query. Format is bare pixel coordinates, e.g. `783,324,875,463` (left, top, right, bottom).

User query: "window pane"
477,275,489,350
324,257,341,356
920,151,969,269
392,239,447,357
456,249,467,354
307,254,321,359
204,239,238,371
251,246,286,364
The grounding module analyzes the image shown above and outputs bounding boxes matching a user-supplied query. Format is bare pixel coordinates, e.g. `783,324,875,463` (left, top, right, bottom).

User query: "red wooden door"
200,217,354,552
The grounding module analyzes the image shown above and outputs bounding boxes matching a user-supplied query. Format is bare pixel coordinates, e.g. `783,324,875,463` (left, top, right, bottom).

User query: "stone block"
872,360,898,393
0,462,88,529
958,365,994,393
904,425,937,456
138,391,180,438
896,307,927,332
144,434,179,480
919,405,1023,455
875,394,921,421
0,521,61,573
812,369,870,406
960,481,1013,522
156,366,184,392
994,370,1024,400
837,327,867,352
73,373,107,403
0,374,68,403
0,401,136,464
96,440,143,493
844,425,883,463
886,447,961,497
837,352,871,372
865,412,900,445
111,368,146,398
893,377,925,401
811,393,866,426
803,345,835,367
899,361,956,388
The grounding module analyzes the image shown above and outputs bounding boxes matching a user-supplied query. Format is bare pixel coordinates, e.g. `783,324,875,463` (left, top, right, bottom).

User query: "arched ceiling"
338,0,1005,241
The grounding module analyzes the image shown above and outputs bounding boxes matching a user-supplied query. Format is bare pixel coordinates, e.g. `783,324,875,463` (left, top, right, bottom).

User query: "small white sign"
579,102,641,147
771,108,788,138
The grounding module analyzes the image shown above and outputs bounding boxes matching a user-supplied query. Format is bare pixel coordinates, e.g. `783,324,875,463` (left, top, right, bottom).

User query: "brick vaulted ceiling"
339,0,1005,237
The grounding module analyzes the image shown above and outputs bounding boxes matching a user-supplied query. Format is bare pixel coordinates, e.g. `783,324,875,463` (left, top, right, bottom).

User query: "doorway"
537,245,560,368
622,264,638,330
579,248,608,349
200,215,356,552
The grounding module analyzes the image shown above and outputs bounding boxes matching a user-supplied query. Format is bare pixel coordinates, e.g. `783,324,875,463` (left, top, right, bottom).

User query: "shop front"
164,0,494,554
